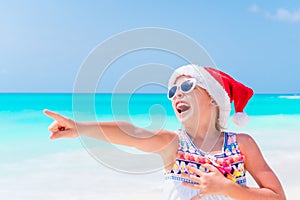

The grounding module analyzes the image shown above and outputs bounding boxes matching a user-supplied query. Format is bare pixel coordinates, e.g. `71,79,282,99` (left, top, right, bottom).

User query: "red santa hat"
168,64,254,128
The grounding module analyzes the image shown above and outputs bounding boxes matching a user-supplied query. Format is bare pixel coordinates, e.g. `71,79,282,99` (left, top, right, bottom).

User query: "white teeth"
176,102,190,113
176,102,189,109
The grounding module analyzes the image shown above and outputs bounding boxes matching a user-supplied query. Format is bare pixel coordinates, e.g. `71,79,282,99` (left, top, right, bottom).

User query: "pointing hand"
44,109,78,139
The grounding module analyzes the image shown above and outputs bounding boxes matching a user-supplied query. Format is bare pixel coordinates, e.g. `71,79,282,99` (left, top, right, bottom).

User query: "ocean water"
1,93,300,199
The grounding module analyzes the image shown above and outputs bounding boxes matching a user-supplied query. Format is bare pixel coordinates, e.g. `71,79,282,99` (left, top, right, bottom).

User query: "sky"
0,0,300,94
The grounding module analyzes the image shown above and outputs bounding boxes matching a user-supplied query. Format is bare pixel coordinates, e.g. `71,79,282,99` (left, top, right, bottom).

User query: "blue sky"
0,1,300,94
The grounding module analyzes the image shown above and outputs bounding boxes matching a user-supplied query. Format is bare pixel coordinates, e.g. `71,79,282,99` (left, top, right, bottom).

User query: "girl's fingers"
44,109,68,124
50,132,61,139
50,130,76,139
48,121,60,133
186,165,205,177
182,173,201,183
201,163,218,173
50,132,67,139
191,194,204,200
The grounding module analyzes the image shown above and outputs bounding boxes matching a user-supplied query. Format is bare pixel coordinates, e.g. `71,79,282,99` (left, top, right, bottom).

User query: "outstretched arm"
44,109,178,154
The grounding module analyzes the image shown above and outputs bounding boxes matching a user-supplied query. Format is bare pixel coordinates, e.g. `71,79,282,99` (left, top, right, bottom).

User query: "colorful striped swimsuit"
164,129,246,200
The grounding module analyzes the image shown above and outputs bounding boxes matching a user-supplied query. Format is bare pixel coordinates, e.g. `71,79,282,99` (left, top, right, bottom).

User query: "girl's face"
170,76,212,127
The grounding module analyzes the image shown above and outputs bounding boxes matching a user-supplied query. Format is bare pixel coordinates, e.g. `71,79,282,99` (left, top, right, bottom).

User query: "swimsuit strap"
223,132,241,156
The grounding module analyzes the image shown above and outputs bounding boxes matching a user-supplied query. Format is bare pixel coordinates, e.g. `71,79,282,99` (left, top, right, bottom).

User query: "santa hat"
168,64,254,128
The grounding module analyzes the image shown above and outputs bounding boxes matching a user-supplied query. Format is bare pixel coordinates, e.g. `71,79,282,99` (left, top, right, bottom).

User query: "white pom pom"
232,112,249,127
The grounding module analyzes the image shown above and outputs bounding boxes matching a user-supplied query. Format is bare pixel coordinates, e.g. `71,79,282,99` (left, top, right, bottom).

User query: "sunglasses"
168,78,198,100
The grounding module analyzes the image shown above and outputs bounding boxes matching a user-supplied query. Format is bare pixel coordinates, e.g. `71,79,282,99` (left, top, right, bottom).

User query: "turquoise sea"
1,93,300,199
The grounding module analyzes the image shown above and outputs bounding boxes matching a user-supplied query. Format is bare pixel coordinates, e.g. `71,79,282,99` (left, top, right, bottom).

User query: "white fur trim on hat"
232,112,249,127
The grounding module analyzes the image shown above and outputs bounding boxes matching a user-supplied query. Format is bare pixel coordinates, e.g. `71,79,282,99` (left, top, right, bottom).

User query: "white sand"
106,186,299,200
105,190,163,200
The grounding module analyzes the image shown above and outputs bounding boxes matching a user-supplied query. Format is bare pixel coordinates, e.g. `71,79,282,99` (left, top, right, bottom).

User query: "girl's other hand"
181,164,231,199
44,109,78,139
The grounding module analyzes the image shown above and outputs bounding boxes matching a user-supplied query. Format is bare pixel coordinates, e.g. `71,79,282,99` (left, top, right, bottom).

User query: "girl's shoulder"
236,133,255,144
235,133,260,155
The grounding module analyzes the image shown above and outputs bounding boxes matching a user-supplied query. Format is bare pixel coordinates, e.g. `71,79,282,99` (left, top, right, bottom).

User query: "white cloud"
249,4,259,13
266,8,300,23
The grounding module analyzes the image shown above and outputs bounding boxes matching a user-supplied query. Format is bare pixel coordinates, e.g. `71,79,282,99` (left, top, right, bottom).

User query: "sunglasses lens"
181,79,195,92
168,86,177,99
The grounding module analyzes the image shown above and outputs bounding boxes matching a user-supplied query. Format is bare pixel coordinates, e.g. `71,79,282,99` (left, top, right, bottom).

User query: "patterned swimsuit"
164,130,246,200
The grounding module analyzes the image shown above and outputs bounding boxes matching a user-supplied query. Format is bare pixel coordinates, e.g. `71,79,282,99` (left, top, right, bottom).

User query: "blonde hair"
215,107,225,131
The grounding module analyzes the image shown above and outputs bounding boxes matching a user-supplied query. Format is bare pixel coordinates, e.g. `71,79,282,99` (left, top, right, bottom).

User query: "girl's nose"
176,90,184,98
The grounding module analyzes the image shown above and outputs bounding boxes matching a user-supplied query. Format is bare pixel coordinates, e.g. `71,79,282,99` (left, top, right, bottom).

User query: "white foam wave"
278,95,300,99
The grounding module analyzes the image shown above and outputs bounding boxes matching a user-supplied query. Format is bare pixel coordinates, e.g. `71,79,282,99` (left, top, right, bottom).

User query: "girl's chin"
177,111,193,123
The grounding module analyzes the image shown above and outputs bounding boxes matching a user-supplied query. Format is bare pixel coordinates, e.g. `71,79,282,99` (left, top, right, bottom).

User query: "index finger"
201,163,220,173
43,109,67,123
186,165,206,177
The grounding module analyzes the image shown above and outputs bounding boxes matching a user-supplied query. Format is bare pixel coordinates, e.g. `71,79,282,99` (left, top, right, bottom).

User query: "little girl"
45,64,286,200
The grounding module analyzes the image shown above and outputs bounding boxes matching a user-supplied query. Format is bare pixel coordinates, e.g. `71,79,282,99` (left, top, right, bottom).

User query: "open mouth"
176,102,190,114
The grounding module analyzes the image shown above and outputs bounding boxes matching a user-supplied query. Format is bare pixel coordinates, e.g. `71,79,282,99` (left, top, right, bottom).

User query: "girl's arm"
44,109,178,154
224,133,286,200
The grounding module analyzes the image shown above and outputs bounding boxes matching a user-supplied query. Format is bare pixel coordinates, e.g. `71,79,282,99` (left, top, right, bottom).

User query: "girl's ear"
210,99,218,108
210,99,216,105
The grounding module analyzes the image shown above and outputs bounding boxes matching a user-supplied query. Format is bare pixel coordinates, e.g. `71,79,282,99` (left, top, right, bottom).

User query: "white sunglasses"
167,78,198,100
